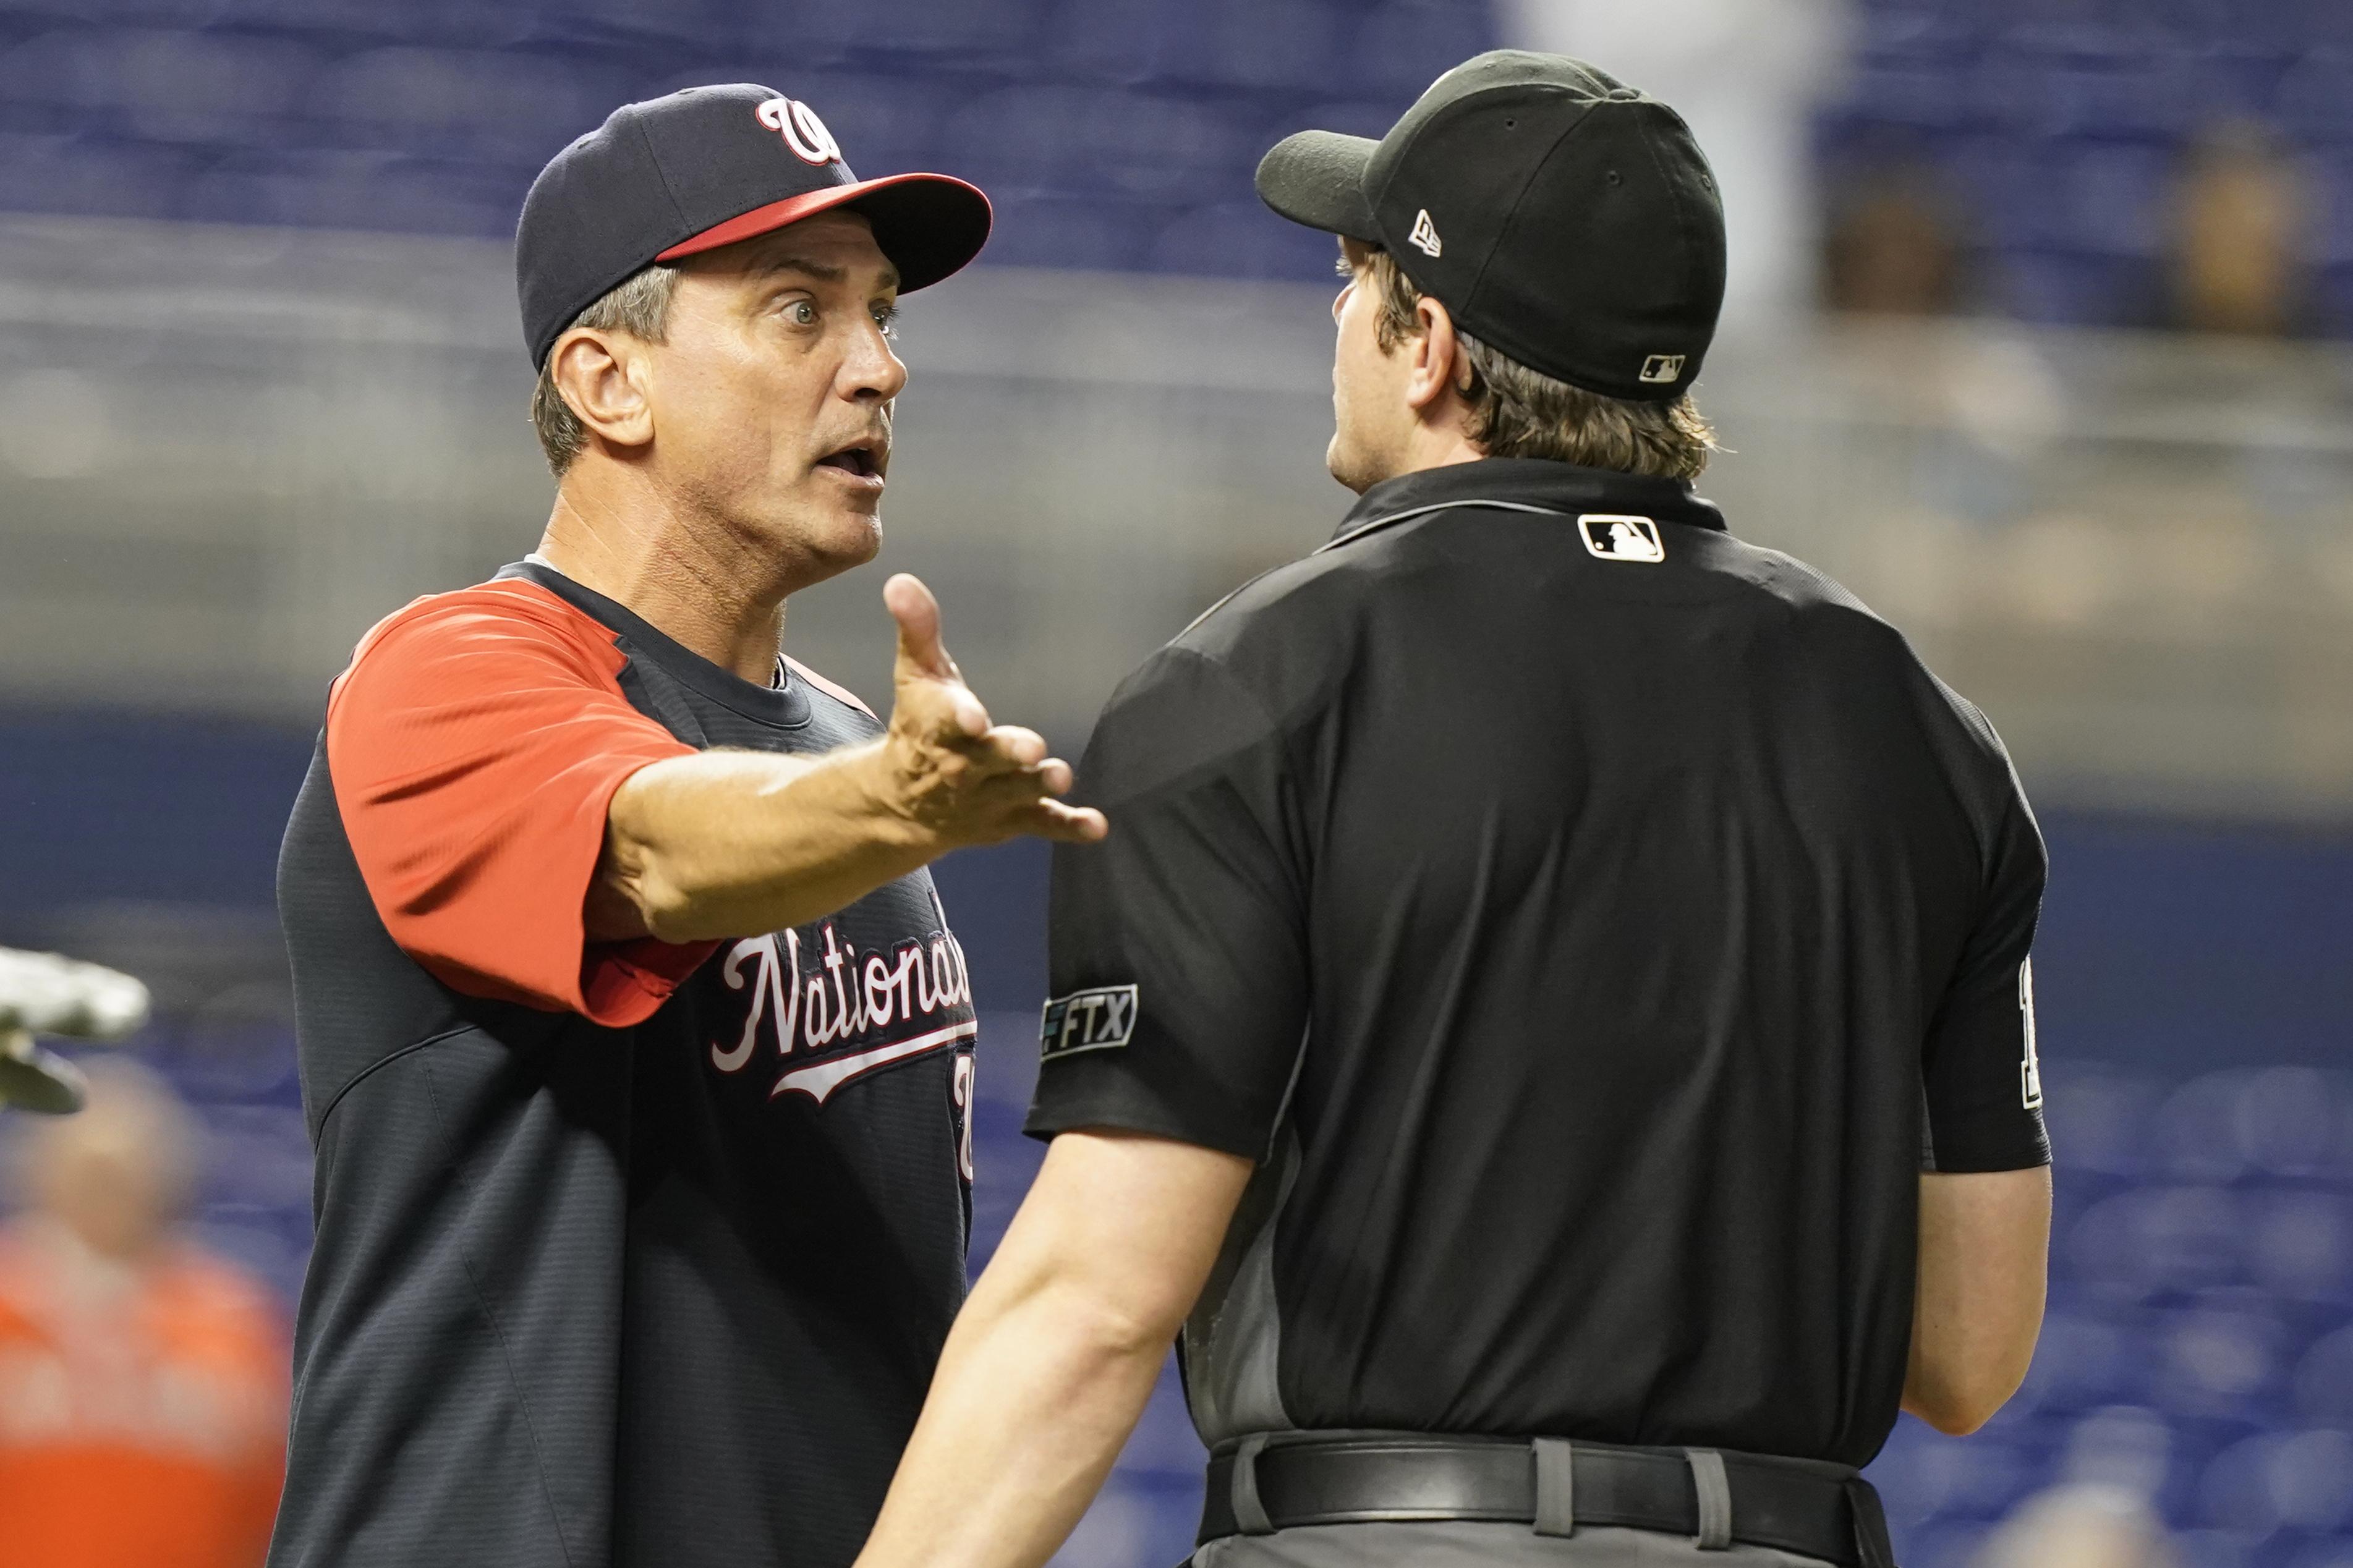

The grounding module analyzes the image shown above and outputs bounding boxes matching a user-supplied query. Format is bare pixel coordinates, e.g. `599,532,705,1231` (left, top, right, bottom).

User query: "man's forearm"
592,745,935,943
857,1266,1171,1568
1903,1167,2050,1435
857,1131,1253,1568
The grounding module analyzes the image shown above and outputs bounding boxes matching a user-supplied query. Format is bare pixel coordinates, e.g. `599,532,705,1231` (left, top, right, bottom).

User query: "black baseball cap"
517,83,992,369
1256,51,1725,402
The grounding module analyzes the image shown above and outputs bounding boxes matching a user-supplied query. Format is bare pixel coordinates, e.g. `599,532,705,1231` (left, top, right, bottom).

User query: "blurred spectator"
2165,122,2312,339
0,1062,286,1568
1824,164,1967,317
1970,1483,2182,1568
1499,0,1855,320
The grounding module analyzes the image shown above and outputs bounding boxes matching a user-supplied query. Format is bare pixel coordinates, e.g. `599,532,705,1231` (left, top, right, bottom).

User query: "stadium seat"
832,0,1049,64
1347,0,1497,101
2199,1427,2353,1537
0,129,198,221
304,47,629,167
1150,199,1336,281
2246,1192,2353,1306
0,27,321,145
943,85,1252,208
1039,0,1167,87
1152,0,1348,93
2296,1326,2353,1425
976,192,1169,273
2069,1184,2245,1297
2274,51,2353,146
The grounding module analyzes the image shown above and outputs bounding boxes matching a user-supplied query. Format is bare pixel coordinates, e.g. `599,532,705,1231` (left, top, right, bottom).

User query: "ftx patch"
1040,985,1139,1061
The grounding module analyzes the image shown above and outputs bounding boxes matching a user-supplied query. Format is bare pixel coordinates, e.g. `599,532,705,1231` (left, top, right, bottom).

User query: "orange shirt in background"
0,1219,288,1568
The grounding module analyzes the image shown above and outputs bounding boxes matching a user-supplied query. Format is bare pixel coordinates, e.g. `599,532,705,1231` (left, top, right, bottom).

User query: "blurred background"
0,0,2349,1564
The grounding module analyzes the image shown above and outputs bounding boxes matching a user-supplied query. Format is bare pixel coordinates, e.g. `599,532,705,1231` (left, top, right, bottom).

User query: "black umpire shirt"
1028,457,2050,1470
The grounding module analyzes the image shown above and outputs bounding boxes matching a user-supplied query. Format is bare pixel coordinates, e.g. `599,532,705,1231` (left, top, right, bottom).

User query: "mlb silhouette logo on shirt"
1578,514,1665,563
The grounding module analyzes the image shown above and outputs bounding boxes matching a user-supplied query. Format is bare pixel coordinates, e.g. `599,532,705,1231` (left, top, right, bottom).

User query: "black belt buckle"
1198,1433,1895,1568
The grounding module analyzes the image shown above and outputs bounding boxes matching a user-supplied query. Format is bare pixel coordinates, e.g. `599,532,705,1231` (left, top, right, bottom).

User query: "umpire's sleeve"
1921,782,2053,1174
1024,646,1308,1163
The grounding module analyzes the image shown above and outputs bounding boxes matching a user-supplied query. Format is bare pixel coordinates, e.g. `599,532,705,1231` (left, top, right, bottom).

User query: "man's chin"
801,509,885,576
733,495,883,593
1326,434,1383,495
809,517,885,580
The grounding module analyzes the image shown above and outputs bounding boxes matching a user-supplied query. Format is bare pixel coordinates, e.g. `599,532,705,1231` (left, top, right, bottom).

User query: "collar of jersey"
498,559,813,729
1324,457,1727,554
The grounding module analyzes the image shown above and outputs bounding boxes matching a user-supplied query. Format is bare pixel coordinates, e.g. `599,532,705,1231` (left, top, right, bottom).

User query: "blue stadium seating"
0,0,1489,286
0,0,2343,328
1821,1,2353,331
1862,1060,2353,1568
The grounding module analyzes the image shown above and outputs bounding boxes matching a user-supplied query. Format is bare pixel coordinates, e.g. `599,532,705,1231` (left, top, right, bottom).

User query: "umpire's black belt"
1200,1433,1896,1567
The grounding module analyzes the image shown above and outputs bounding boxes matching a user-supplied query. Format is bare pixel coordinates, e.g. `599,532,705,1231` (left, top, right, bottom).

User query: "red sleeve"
325,578,717,1025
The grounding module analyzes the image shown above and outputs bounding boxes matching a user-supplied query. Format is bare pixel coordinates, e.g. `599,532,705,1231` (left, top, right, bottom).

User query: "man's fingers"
1028,801,1109,843
886,574,958,684
891,661,990,742
873,597,1103,846
887,574,987,739
978,726,1050,770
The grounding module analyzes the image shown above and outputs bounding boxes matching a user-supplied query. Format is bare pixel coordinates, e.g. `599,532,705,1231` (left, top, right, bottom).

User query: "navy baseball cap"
517,83,992,368
1256,51,1725,402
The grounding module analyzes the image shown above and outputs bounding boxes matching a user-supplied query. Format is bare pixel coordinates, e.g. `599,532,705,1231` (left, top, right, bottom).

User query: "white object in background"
1497,0,1857,322
0,947,153,1114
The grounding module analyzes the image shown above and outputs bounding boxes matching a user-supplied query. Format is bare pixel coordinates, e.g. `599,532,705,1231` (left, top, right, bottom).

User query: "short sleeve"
325,582,713,1025
1024,647,1309,1161
1921,784,2052,1173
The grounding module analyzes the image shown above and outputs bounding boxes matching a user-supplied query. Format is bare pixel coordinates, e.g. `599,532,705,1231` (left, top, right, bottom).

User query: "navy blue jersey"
271,561,976,1568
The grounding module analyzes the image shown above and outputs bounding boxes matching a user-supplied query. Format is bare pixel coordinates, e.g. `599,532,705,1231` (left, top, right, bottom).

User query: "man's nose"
846,320,909,403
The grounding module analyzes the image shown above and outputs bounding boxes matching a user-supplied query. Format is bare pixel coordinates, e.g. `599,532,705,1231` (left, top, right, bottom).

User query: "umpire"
856,51,2053,1568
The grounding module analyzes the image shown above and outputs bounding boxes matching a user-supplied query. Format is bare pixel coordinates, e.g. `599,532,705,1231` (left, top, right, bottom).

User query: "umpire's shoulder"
1730,540,2028,797
1162,542,1375,690
1081,548,1366,782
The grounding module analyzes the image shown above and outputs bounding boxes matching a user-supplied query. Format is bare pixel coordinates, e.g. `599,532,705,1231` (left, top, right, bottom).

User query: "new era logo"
1040,985,1139,1061
1638,354,1685,384
1579,514,1665,563
1408,208,1442,258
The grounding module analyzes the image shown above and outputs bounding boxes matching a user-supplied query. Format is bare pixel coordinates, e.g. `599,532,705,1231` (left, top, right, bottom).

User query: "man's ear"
1403,294,1465,415
549,328,655,456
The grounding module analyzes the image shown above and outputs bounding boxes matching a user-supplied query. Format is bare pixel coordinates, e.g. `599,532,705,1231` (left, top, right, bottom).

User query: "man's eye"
873,303,901,337
786,300,819,326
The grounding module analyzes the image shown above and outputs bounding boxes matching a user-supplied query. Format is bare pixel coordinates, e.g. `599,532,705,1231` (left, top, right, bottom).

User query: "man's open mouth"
816,443,883,478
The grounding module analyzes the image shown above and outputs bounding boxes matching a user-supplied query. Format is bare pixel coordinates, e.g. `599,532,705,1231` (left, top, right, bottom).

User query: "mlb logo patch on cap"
1579,515,1665,563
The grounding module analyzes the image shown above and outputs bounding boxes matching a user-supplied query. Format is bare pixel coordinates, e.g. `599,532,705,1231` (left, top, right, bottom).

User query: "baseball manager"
857,52,2051,1568
269,85,1102,1568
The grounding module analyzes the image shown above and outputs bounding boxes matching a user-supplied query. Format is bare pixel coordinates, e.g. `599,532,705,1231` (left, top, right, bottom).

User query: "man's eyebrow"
753,255,903,292
755,255,845,283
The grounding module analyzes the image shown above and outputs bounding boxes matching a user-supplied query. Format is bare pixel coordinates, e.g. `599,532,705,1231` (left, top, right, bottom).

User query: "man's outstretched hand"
594,576,1106,944
879,574,1107,852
